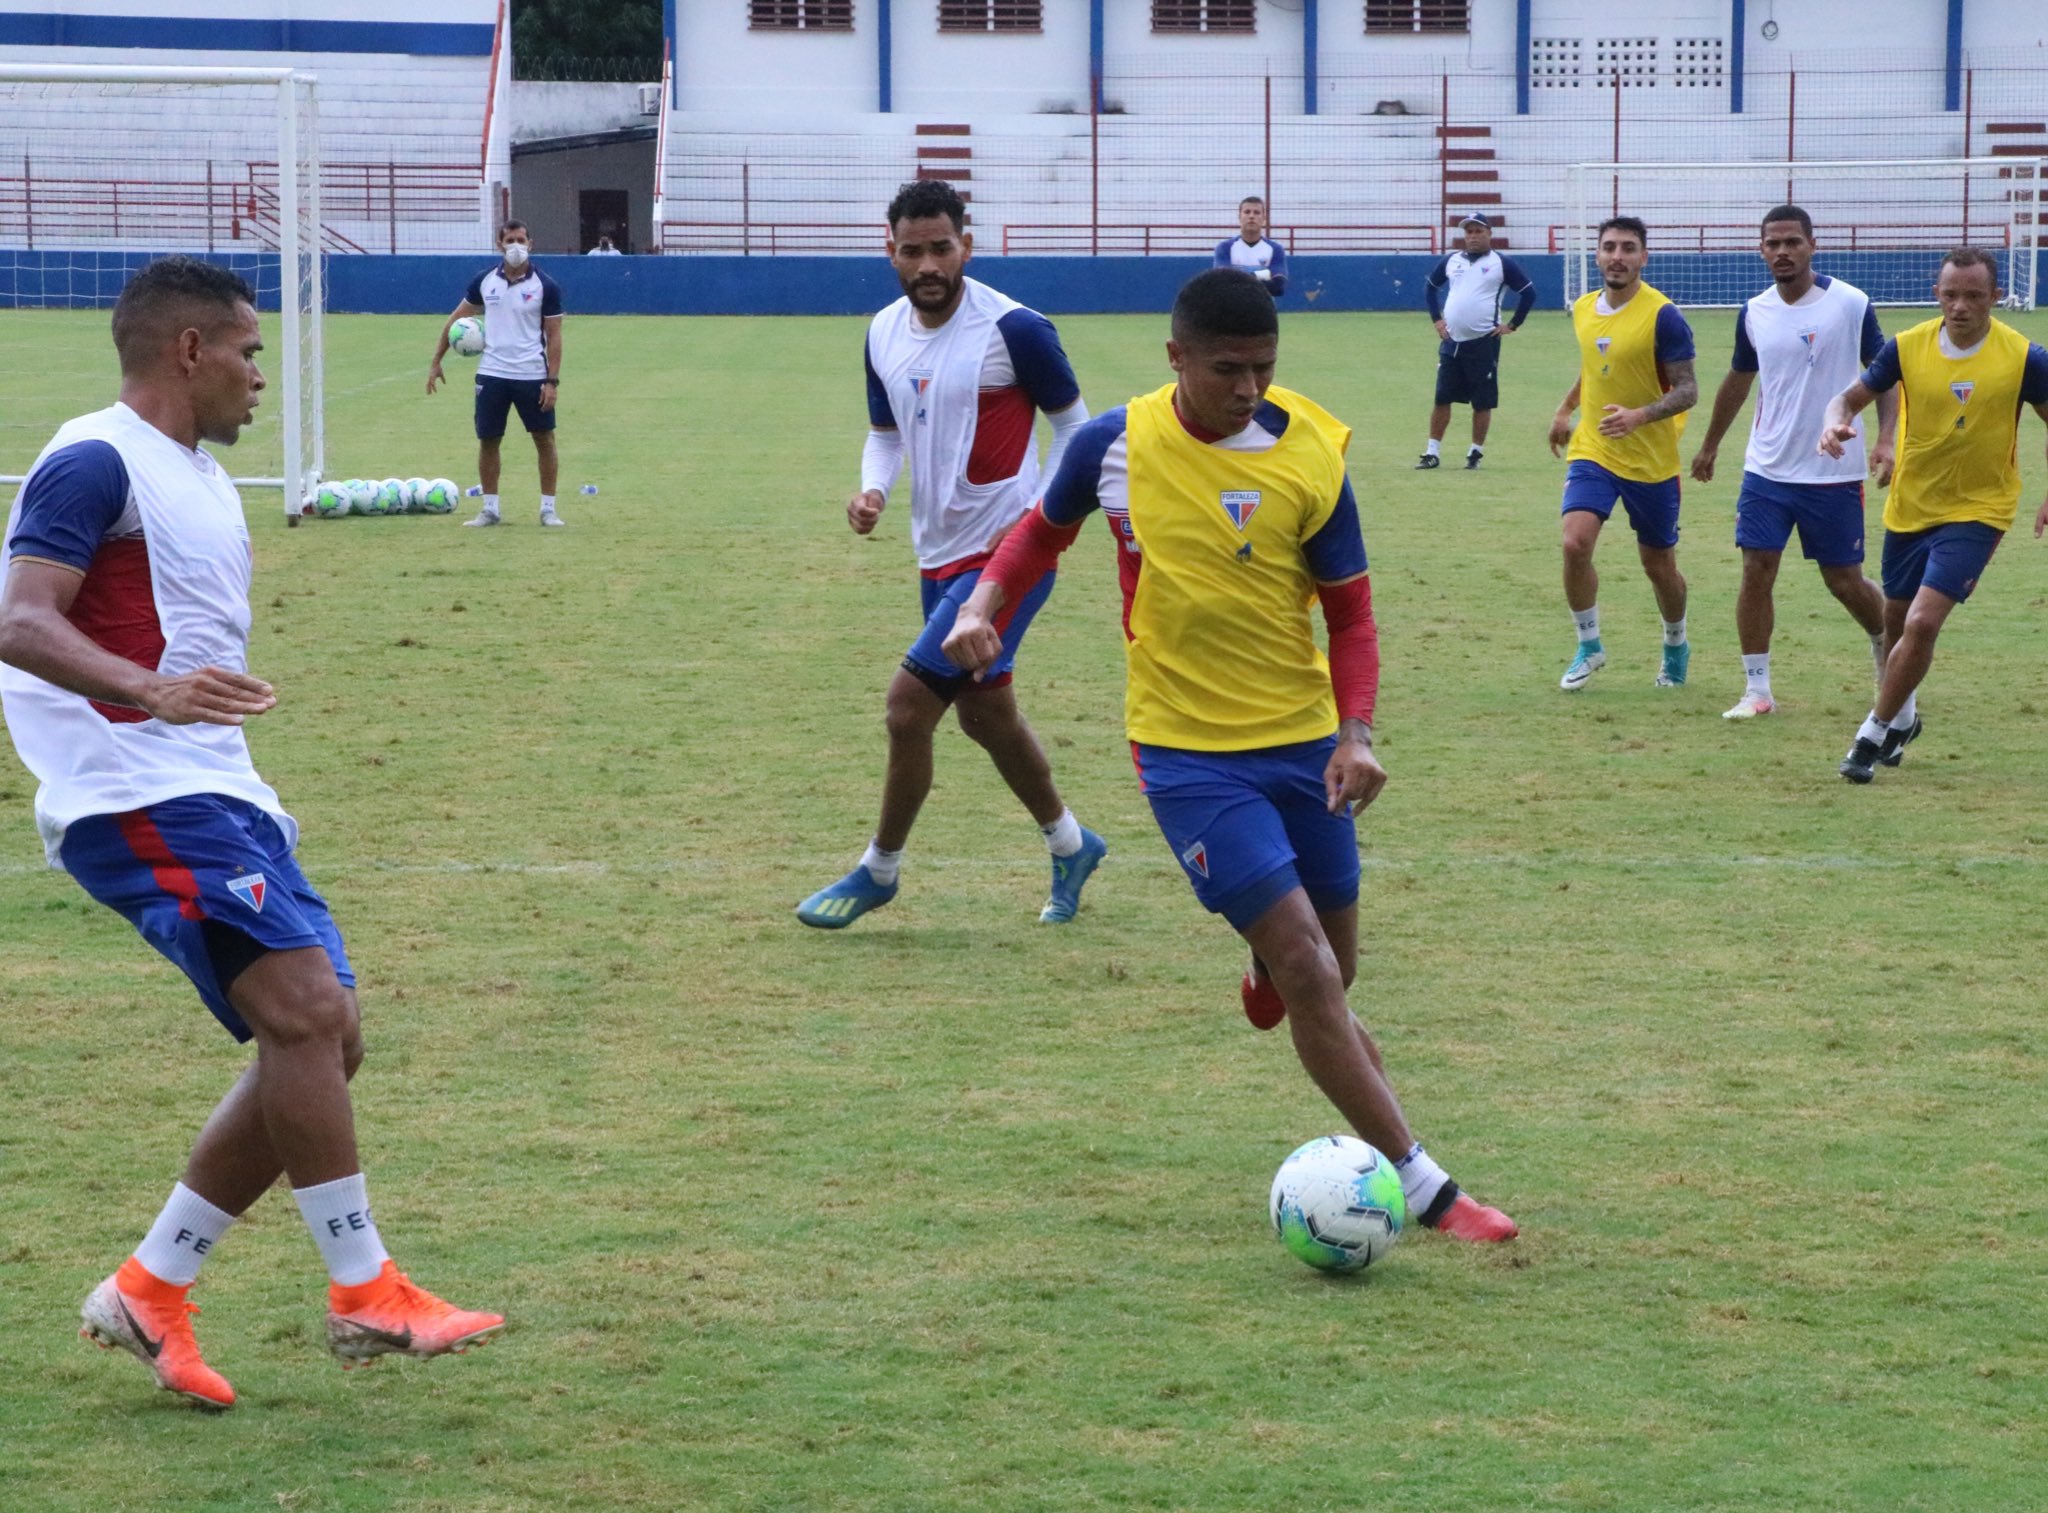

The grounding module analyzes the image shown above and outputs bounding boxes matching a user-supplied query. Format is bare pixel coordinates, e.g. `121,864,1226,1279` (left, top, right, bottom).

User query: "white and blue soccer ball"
1269,1136,1406,1274
310,482,349,518
418,477,460,514
447,316,485,357
402,477,431,513
372,478,406,515
340,479,377,515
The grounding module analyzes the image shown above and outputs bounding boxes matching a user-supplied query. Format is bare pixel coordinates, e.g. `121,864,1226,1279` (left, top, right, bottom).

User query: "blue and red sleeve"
1654,304,1696,364
1318,576,1379,727
6,440,129,571
983,409,1123,625
996,308,1082,415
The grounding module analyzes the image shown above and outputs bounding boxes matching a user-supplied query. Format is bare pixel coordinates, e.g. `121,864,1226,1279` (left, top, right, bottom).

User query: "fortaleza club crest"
1180,841,1210,878
1219,489,1262,529
1594,336,1612,355
910,371,933,422
1799,328,1820,364
226,872,268,913
1951,380,1975,404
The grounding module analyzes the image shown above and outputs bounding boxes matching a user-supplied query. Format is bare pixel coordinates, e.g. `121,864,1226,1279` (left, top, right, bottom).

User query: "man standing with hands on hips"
1418,212,1535,470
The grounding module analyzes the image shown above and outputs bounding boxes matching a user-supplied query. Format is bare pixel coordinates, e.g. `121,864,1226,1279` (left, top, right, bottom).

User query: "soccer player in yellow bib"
1547,216,1701,691
1819,247,2048,782
942,271,1518,1245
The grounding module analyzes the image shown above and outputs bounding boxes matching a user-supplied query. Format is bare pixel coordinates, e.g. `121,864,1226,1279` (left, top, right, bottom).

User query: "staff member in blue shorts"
427,219,567,527
1418,213,1534,470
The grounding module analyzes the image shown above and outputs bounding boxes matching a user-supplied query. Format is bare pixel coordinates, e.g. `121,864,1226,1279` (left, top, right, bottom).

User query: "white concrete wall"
511,82,659,143
677,0,877,114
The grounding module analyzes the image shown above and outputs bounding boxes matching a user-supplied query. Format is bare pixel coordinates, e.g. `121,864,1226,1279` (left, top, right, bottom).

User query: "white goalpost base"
0,64,325,523
1563,158,2043,310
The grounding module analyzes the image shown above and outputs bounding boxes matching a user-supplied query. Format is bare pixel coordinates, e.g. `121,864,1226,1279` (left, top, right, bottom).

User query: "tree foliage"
512,0,663,80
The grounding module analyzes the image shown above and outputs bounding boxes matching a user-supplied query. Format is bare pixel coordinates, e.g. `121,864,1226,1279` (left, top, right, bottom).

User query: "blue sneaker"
1655,641,1690,687
1039,828,1108,924
1559,641,1607,691
795,865,897,929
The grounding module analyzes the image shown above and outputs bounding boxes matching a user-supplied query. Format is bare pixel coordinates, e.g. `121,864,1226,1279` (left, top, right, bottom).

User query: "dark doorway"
579,189,630,253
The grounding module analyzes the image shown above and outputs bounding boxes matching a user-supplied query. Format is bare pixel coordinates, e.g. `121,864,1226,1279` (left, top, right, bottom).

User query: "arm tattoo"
1639,358,1698,424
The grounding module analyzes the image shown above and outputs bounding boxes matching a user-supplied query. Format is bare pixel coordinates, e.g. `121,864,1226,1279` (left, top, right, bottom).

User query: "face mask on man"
502,242,529,269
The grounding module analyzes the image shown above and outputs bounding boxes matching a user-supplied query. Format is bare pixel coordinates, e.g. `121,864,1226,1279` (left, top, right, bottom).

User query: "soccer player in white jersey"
1689,206,1895,719
428,219,567,527
1418,212,1535,470
0,259,502,1410
797,179,1106,930
1213,196,1288,295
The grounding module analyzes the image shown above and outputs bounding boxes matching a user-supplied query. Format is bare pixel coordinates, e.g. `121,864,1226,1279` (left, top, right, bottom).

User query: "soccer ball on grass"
1269,1136,1405,1274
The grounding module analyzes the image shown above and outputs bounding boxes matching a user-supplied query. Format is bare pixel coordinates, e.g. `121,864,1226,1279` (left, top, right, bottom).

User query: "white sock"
481,492,500,518
1889,692,1918,730
540,494,558,514
1663,617,1688,648
859,840,902,886
1742,653,1771,694
132,1182,235,1288
1393,1142,1451,1217
1572,605,1600,643
1467,443,1484,457
292,1173,391,1287
1040,808,1083,858
1424,438,1441,457
1857,713,1890,746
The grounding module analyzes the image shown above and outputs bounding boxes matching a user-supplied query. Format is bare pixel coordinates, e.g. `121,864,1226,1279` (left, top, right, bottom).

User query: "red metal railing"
1546,221,2017,254
660,221,884,254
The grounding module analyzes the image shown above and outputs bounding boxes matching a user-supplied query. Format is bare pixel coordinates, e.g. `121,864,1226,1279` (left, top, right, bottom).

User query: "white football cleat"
1723,691,1776,720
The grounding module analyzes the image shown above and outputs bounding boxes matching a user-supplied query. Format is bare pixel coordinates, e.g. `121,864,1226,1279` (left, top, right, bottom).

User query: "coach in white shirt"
1688,205,1896,719
1417,213,1535,469
1213,197,1288,295
427,220,568,527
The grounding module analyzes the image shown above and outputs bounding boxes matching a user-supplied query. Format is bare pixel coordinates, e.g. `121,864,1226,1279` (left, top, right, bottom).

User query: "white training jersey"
463,265,564,381
1,403,290,865
1733,275,1886,484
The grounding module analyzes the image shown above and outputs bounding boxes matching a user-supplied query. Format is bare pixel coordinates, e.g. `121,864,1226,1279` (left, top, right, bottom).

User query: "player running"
428,219,567,527
943,269,1517,1244
1689,206,1895,718
1820,247,2048,783
1547,216,1700,691
0,258,503,1410
797,179,1106,929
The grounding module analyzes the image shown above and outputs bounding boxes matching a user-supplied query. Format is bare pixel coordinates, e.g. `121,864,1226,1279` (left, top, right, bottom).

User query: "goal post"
0,63,325,523
1563,158,2042,311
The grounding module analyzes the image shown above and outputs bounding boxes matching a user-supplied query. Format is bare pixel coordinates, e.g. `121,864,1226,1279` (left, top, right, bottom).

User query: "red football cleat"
1430,1192,1519,1243
1240,967,1287,1031
80,1258,236,1409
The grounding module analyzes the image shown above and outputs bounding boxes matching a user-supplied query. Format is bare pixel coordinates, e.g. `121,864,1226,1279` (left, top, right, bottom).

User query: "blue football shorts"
902,563,1055,699
1561,459,1682,550
59,793,355,1042
1880,521,2004,604
1734,473,1867,566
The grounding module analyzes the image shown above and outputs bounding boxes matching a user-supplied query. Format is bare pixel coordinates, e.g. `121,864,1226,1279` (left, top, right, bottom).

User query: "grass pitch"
3,301,2048,1512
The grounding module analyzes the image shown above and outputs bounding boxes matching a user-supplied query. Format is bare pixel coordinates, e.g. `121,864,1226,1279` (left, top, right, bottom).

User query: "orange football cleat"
1429,1192,1520,1243
80,1258,236,1410
326,1261,504,1367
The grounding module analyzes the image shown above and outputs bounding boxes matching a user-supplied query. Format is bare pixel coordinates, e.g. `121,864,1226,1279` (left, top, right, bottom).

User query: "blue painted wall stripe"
1088,0,1104,113
664,0,679,108
1514,0,1531,115
1945,0,1964,111
0,13,493,54
878,0,892,113
1730,0,1744,114
1303,0,1317,117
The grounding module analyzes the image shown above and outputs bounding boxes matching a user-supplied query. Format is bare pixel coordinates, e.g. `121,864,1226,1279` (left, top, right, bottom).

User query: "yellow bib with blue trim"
1884,317,2033,533
1122,383,1351,751
1568,282,1687,483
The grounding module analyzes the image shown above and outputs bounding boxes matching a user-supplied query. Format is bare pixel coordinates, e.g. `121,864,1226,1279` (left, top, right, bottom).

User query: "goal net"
0,64,325,521
1563,158,2043,310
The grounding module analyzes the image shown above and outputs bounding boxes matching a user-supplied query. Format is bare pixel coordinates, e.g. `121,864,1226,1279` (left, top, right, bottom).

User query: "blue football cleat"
1655,642,1691,687
796,865,898,929
1039,828,1108,924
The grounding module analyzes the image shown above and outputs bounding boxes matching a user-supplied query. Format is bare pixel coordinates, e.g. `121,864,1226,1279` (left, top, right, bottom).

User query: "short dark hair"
1597,215,1649,249
1171,268,1278,347
497,219,528,240
1760,204,1813,237
1939,247,2001,287
1239,195,1265,208
887,179,966,235
110,256,255,375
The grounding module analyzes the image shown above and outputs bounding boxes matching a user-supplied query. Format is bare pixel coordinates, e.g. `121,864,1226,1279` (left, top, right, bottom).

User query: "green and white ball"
447,316,485,357
418,477,459,514
339,479,377,515
312,482,350,518
402,477,431,513
1269,1136,1405,1274
372,478,406,515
